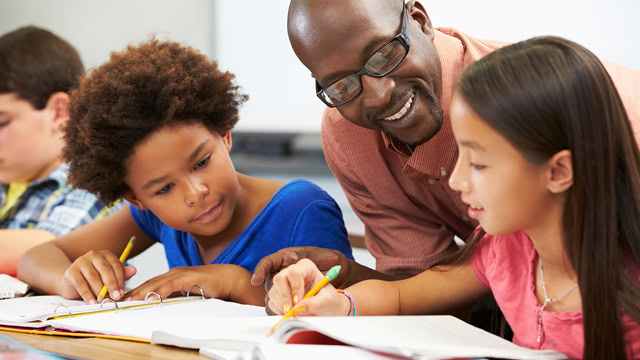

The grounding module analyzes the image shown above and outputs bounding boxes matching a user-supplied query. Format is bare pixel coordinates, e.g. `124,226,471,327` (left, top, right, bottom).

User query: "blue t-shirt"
130,180,354,271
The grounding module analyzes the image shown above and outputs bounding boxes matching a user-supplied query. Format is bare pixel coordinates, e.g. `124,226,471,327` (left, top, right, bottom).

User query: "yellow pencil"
96,236,136,303
268,265,341,335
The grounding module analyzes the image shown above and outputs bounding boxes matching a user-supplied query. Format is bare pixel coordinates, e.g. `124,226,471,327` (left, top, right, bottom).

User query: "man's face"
289,0,443,146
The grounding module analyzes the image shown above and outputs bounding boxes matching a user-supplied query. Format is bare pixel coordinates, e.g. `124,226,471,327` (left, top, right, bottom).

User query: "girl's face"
448,94,558,236
124,122,238,236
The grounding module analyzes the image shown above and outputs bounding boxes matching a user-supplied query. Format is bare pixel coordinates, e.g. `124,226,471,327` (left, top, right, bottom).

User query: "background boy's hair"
0,26,84,109
64,39,248,205
454,36,640,359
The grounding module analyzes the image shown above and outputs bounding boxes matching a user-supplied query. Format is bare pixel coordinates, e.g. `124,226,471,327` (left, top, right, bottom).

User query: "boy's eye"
470,162,486,170
155,183,174,195
0,120,10,128
194,154,211,170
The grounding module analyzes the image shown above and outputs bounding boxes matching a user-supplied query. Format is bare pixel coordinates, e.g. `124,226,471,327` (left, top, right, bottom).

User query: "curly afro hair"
64,39,247,205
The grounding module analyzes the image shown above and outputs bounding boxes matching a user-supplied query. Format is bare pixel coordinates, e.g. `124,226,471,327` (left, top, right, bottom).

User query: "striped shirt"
0,164,122,236
322,28,640,275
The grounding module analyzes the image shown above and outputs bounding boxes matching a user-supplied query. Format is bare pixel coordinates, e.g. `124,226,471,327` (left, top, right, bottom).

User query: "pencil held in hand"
268,265,341,336
96,236,136,303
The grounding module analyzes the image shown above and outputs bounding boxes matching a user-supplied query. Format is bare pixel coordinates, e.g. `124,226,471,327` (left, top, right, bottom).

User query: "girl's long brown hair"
446,36,640,359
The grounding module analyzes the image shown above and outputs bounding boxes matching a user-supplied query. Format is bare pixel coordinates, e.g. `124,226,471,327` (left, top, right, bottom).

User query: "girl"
265,36,640,359
17,39,353,306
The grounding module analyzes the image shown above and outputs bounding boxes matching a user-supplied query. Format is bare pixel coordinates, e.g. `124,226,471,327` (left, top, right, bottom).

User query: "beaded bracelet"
337,289,356,316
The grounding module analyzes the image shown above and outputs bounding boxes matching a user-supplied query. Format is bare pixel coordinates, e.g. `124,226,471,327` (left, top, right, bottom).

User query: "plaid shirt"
0,164,122,236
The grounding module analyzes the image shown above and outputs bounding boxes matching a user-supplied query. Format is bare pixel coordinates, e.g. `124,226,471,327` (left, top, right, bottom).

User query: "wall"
1,0,638,134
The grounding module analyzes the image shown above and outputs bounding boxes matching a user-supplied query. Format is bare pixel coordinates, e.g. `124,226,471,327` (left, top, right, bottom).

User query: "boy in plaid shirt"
0,26,120,276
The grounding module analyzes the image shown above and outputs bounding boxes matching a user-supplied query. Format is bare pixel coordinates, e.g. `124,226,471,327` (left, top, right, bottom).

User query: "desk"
0,330,206,360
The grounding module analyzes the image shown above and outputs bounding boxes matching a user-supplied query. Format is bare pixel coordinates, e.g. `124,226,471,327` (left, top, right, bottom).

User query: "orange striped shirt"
322,28,640,275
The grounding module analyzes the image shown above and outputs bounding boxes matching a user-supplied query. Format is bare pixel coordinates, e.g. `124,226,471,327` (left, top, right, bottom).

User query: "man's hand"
251,247,354,290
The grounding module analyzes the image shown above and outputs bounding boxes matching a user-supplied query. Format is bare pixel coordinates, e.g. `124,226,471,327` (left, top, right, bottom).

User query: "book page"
0,274,30,299
0,296,85,326
274,316,567,360
0,295,209,328
48,298,268,340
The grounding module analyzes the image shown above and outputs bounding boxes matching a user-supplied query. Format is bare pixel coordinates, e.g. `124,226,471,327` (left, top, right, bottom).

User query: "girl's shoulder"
475,230,536,265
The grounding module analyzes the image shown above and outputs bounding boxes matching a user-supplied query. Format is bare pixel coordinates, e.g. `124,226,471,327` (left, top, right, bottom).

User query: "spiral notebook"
0,293,267,342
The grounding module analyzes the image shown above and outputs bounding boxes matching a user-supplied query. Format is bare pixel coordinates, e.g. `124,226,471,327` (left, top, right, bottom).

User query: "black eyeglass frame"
315,2,410,107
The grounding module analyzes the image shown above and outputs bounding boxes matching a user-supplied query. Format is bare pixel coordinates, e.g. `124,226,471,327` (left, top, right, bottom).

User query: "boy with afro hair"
18,39,353,305
0,26,120,276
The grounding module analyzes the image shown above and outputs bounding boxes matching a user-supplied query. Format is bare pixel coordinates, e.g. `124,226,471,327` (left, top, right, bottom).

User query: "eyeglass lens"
323,39,406,105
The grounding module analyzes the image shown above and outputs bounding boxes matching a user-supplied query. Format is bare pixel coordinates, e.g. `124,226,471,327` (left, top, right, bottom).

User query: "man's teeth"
471,205,483,210
385,93,414,121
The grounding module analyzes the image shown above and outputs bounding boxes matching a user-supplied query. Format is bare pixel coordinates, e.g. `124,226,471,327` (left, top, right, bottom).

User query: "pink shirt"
472,231,640,359
322,28,640,276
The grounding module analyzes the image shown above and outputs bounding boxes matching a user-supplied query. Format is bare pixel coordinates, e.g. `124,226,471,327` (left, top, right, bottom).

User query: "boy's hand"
267,259,350,316
122,264,266,306
57,250,136,304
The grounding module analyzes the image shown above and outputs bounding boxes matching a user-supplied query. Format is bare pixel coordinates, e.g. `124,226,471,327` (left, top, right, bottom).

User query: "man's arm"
0,229,56,276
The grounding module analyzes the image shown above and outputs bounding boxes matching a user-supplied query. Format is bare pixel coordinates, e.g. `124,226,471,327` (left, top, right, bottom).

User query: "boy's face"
0,93,63,183
124,122,239,237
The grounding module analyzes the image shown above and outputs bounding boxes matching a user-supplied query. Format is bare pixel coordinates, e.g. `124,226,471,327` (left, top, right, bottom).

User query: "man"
0,26,120,276
251,0,639,288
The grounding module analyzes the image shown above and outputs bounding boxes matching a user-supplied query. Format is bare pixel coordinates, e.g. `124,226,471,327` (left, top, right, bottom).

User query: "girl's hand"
123,264,266,306
57,250,137,304
267,259,350,316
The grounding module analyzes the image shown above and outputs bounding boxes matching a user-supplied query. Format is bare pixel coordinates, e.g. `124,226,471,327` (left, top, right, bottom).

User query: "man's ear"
44,92,70,133
547,150,573,194
407,1,434,40
123,192,148,211
220,131,232,153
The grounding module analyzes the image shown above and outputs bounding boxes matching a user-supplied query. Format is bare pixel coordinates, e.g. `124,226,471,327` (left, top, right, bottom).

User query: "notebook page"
0,295,208,328
0,296,85,326
48,298,268,340
0,274,30,299
274,316,567,360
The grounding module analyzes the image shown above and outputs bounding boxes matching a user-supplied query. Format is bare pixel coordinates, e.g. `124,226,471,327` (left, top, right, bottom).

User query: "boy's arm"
123,264,266,306
17,207,153,299
0,229,56,276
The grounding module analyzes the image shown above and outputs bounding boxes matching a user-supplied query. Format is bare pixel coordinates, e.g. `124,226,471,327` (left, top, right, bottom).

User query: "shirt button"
441,167,447,177
427,179,437,185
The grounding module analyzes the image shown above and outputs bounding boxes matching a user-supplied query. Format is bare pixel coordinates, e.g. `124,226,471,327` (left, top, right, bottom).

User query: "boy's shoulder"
269,180,336,208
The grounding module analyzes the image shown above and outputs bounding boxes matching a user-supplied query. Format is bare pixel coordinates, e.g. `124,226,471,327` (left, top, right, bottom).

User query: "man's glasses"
315,2,410,107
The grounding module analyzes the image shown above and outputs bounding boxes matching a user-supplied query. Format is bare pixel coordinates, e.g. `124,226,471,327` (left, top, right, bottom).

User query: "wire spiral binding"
53,303,72,319
99,297,119,311
186,285,205,300
144,291,163,304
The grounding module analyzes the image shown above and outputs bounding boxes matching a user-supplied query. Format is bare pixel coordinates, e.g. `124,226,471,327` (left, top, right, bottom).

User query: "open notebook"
151,316,567,360
41,302,566,360
0,295,267,341
0,296,567,359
